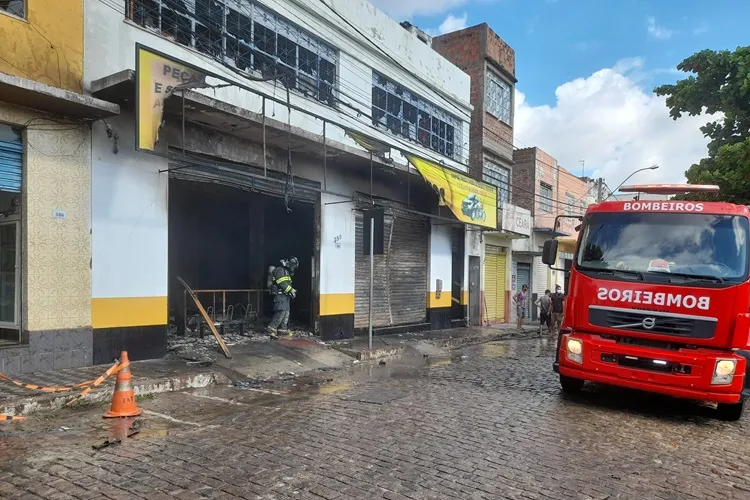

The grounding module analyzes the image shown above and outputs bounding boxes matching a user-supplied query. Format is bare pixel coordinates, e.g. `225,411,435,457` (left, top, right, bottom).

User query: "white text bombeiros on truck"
597,287,710,310
623,202,705,212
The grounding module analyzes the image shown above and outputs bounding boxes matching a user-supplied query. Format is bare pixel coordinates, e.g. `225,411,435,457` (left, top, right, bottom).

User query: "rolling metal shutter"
516,262,532,318
354,203,428,329
485,246,506,322
485,251,499,321
0,132,23,193
168,151,319,204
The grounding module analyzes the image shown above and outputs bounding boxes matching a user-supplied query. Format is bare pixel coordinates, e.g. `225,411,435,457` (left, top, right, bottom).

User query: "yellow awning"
346,131,391,155
406,155,498,230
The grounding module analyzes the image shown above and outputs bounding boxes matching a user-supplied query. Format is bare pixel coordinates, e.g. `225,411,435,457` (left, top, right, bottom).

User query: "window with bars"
483,161,510,205
565,193,576,215
485,71,512,124
540,183,553,212
127,0,338,106
371,72,462,161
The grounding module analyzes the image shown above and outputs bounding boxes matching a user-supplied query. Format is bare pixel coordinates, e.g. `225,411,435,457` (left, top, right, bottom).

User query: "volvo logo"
642,317,656,330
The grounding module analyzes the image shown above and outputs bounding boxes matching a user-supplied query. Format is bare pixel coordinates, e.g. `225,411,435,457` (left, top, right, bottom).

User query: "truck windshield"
577,212,749,282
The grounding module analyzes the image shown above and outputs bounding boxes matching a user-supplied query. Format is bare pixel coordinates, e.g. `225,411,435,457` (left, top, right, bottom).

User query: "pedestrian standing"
550,285,565,335
536,289,552,334
513,284,529,331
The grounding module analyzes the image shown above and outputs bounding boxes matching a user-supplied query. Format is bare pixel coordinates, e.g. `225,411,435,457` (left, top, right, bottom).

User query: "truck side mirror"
542,239,559,266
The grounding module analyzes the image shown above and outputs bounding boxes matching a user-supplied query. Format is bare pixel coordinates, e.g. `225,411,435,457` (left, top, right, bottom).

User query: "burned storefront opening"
168,154,318,338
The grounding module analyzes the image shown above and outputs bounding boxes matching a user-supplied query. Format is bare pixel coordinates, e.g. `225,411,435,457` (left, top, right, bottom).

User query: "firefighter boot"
267,327,279,340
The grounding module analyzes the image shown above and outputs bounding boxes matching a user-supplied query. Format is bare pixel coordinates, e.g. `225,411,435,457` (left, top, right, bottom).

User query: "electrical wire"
98,0,590,213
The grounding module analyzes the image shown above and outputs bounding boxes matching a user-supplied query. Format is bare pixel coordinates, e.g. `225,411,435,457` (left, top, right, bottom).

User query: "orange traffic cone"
103,351,142,418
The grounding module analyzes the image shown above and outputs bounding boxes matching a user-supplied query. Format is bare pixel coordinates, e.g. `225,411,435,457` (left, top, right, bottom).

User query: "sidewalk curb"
1,371,230,417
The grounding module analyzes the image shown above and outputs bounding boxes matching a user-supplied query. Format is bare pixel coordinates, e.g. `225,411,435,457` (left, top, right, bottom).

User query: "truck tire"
560,375,584,394
716,400,745,422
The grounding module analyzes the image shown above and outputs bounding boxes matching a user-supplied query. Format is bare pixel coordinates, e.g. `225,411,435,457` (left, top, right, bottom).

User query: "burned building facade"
84,0,494,362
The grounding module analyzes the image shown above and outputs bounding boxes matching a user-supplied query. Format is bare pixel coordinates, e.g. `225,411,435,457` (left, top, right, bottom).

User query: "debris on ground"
92,438,121,451
167,318,316,366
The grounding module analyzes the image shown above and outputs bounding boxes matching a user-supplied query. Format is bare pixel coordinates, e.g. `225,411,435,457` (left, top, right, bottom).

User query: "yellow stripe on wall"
427,292,452,309
320,293,355,316
461,290,469,306
92,297,169,329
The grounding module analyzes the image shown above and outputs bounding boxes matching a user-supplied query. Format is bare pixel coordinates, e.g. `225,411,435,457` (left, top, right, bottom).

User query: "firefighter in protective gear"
267,257,299,339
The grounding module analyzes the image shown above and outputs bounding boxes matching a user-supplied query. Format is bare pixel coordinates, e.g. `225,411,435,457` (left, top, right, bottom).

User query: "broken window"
486,71,512,124
483,161,510,206
0,0,25,19
127,0,338,107
372,72,462,161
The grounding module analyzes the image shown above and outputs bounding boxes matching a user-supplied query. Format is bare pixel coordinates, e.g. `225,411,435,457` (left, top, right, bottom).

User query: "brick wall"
557,167,590,236
486,29,516,76
434,24,517,185
511,148,536,213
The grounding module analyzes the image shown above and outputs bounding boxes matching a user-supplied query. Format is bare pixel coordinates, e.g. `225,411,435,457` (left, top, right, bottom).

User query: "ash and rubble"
167,316,317,365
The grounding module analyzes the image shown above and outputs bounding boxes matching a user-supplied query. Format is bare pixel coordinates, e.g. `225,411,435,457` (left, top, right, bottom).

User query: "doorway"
468,256,481,326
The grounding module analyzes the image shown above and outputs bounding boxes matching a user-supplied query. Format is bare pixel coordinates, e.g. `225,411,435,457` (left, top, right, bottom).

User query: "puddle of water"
132,428,169,440
319,382,352,395
427,359,452,367
482,342,511,358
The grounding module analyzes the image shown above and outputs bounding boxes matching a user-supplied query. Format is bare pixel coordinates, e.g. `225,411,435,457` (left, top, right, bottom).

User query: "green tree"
654,46,750,203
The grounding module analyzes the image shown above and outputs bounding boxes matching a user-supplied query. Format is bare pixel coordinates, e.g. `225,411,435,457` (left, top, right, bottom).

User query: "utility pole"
596,178,604,203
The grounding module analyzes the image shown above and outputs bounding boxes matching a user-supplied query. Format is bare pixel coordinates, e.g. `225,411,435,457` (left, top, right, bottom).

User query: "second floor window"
565,193,576,216
486,71,512,124
540,183,553,212
371,72,462,161
483,161,510,206
128,0,337,106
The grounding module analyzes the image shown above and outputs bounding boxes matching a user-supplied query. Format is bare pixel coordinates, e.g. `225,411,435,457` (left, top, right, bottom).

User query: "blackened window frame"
371,71,463,161
127,0,338,107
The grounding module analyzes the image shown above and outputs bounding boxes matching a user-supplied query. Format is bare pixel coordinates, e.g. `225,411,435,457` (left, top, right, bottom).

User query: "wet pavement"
2,334,750,499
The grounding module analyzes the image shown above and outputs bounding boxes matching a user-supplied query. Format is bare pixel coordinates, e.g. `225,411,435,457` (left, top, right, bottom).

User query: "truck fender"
737,350,750,398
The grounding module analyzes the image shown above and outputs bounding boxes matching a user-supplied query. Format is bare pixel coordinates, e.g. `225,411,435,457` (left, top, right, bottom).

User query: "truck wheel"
716,400,745,422
560,375,584,394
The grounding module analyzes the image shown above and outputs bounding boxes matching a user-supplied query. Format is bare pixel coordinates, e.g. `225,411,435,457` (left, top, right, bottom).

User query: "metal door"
516,263,532,318
354,209,428,328
468,256,481,325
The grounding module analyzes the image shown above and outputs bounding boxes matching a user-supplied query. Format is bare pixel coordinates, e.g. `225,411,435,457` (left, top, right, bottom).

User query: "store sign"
136,44,208,151
406,155,498,230
501,203,532,236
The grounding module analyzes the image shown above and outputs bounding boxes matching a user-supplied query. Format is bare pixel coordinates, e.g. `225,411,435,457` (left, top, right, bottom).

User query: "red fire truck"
543,184,750,421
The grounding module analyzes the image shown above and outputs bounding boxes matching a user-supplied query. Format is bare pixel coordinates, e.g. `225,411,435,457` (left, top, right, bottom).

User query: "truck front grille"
589,306,716,339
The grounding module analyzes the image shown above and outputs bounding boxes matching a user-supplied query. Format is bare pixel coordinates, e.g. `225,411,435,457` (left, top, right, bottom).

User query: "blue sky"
372,0,747,185
409,0,750,106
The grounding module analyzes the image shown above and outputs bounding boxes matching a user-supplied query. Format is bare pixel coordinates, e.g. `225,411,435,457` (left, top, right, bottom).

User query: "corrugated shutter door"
354,207,428,328
533,256,547,297
516,263,531,318
496,251,507,322
354,212,393,328
167,151,319,204
388,215,428,325
485,251,498,321
0,138,23,193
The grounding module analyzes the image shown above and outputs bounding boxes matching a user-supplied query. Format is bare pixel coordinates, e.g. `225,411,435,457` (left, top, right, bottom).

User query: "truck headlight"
711,359,737,385
566,338,583,364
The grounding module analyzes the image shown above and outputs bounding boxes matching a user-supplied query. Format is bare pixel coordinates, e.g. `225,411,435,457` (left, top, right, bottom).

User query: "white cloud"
514,59,711,190
646,16,675,40
693,24,709,35
431,13,469,35
369,0,467,19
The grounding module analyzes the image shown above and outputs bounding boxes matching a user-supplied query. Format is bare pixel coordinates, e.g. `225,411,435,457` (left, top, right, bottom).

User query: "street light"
604,165,659,201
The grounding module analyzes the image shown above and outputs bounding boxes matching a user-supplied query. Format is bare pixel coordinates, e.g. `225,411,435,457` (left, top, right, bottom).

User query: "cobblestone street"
2,335,749,499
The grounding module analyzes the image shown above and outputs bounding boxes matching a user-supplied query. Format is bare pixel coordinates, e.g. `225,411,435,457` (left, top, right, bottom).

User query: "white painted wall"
92,110,169,299
83,0,471,173
428,221,452,296
319,190,355,298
